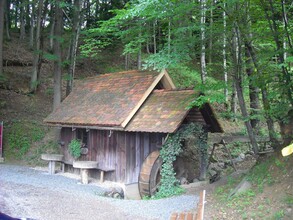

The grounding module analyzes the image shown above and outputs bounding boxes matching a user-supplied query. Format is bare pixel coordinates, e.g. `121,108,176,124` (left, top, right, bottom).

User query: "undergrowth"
213,155,292,219
5,120,45,159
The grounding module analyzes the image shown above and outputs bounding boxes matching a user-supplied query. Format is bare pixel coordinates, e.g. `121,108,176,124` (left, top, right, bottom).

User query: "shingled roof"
44,69,223,133
44,70,175,129
126,90,196,133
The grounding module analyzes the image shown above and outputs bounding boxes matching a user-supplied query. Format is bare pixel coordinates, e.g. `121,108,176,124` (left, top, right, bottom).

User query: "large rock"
229,179,252,198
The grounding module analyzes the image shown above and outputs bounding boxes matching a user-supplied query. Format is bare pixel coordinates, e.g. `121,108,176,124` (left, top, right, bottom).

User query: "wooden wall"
61,128,166,184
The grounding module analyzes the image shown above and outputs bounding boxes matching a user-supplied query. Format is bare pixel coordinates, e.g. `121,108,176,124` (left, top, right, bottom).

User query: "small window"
76,129,88,147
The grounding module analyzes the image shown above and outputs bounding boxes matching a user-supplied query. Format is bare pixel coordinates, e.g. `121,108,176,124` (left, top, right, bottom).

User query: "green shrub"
6,121,45,158
68,139,82,159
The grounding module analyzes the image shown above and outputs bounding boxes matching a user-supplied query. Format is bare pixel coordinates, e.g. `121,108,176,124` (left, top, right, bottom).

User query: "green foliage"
272,210,285,220
167,66,201,88
247,161,270,192
43,53,59,61
283,195,293,205
0,74,7,82
154,123,207,198
191,76,227,107
68,139,82,159
26,140,60,166
6,121,45,159
226,141,250,158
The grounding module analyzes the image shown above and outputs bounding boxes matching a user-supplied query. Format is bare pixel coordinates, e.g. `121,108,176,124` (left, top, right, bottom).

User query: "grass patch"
283,195,293,205
272,209,285,220
246,158,275,192
4,120,46,159
212,157,286,219
26,140,60,166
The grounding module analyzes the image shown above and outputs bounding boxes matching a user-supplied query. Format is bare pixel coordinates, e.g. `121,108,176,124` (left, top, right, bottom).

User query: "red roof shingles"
126,89,196,133
44,70,160,127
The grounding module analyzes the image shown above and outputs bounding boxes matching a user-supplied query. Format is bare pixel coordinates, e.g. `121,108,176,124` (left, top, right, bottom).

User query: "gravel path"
0,164,198,220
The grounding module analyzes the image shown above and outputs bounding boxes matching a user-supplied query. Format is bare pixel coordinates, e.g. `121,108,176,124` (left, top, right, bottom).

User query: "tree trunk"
262,0,293,105
244,35,280,148
49,18,55,51
29,1,35,49
4,0,11,40
26,2,31,30
0,0,4,75
14,1,19,29
200,0,207,84
30,0,44,93
261,88,279,148
20,1,26,39
85,0,91,28
208,0,213,64
230,81,237,119
53,0,63,111
137,49,142,70
167,20,171,55
279,109,293,147
153,20,156,54
245,45,260,132
223,2,228,108
281,0,292,49
232,23,258,155
66,0,83,96
137,27,142,70
125,54,130,70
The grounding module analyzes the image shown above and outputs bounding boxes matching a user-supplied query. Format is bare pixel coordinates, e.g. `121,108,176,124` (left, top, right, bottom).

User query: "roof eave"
44,122,124,131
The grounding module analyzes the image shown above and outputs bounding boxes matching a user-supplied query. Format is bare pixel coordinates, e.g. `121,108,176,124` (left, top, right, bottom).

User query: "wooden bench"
96,166,115,182
170,190,206,220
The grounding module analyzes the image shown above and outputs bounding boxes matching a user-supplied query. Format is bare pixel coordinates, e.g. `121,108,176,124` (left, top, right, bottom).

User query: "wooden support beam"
196,190,206,220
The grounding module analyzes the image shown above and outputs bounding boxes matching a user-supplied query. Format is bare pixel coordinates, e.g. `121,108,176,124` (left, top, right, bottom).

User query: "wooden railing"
170,190,206,220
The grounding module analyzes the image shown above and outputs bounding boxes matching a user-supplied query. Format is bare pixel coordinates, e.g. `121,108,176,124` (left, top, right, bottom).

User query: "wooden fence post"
196,190,206,220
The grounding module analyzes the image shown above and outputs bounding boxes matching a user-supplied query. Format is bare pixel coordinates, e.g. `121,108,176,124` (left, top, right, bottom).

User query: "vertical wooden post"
0,121,3,162
196,190,206,220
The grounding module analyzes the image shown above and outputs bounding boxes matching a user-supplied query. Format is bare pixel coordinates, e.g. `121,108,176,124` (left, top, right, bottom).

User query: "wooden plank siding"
60,128,166,184
184,108,206,124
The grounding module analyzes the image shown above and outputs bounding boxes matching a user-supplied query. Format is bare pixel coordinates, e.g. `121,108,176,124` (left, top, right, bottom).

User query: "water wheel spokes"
138,150,162,198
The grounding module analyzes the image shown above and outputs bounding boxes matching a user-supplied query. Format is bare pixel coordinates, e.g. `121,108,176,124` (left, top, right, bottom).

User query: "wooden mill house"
44,69,222,197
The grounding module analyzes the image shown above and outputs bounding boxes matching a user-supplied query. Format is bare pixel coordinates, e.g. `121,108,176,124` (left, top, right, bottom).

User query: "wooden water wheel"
138,150,162,197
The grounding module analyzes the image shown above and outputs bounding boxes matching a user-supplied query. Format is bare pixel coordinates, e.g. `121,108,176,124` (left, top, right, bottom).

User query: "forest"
1,0,293,154
0,1,293,219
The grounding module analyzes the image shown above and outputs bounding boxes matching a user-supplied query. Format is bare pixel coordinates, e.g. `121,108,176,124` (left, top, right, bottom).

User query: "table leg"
48,161,56,174
80,168,89,184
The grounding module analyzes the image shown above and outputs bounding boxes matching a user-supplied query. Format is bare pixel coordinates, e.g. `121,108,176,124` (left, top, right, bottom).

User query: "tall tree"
200,0,207,83
0,0,4,76
30,0,44,92
223,1,228,107
231,21,258,154
66,0,83,96
19,0,26,39
29,0,35,49
4,0,11,40
53,0,63,110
